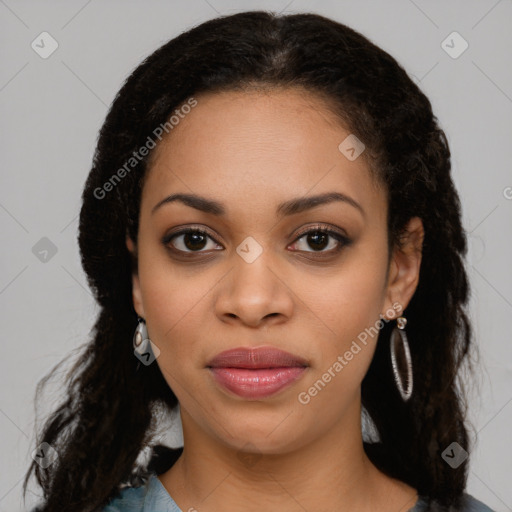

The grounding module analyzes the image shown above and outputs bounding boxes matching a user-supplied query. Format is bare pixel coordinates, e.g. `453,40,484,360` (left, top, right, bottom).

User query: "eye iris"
307,231,329,251
184,232,207,251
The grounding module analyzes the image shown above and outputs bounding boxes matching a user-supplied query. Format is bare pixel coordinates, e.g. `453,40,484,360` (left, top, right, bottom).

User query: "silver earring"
390,316,413,402
133,317,151,355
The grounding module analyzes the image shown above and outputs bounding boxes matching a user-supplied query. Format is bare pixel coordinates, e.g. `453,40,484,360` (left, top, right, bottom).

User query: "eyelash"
162,223,351,257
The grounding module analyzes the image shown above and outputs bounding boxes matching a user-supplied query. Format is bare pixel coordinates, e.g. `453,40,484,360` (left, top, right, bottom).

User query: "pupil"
308,232,328,251
185,233,206,251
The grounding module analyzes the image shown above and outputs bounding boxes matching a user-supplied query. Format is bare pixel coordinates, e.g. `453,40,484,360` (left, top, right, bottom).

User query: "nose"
214,247,294,328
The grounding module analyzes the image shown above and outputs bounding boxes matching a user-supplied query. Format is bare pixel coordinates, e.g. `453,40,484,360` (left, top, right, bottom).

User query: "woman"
24,10,495,512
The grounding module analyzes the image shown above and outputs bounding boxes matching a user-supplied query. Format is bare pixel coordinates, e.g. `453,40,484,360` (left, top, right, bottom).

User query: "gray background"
1,1,511,510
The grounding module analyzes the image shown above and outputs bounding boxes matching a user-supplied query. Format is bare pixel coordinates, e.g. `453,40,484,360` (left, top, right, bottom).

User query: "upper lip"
207,346,308,369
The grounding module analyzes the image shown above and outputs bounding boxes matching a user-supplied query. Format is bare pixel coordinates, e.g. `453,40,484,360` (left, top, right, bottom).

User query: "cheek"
140,272,206,398
302,255,388,345
296,247,389,402
136,249,217,375
137,234,196,322
294,275,384,417
141,283,201,346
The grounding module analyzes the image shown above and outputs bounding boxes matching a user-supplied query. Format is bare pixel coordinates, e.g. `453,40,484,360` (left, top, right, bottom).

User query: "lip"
207,346,308,369
207,346,308,399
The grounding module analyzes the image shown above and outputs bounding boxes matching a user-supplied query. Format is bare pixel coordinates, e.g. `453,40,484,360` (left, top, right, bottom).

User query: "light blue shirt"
102,472,496,511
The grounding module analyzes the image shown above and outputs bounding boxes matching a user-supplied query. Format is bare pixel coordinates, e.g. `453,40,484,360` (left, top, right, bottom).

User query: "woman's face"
127,88,422,455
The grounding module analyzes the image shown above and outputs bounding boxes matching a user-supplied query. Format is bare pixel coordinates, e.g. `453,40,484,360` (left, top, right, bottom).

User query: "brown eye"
290,225,351,254
303,231,330,251
163,228,222,253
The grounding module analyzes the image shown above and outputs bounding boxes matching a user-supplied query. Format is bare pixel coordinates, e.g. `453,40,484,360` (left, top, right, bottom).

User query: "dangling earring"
133,317,150,355
390,315,413,402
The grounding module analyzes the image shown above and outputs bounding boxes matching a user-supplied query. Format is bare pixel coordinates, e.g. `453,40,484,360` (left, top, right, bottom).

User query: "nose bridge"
232,234,279,298
215,234,292,324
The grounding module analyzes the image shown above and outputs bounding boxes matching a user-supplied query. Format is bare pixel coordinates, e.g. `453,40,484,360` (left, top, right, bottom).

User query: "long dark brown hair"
24,10,477,511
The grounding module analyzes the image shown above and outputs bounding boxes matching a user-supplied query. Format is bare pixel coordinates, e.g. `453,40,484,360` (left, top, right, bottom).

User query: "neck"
158,400,418,512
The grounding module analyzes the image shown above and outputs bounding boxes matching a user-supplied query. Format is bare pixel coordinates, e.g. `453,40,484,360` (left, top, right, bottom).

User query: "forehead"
142,88,384,218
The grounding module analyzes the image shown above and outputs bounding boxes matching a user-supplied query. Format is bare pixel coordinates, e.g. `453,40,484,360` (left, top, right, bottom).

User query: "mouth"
206,346,308,399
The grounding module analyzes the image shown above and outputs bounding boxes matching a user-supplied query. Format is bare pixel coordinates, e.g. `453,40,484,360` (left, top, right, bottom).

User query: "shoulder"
101,483,147,512
101,473,182,512
30,482,150,512
412,492,496,511
457,493,496,512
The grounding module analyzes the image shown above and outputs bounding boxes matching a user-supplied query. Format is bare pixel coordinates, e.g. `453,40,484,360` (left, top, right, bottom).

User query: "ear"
126,235,145,318
382,217,424,319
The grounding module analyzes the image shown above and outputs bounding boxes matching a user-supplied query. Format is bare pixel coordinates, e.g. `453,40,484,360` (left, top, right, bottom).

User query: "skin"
126,87,424,512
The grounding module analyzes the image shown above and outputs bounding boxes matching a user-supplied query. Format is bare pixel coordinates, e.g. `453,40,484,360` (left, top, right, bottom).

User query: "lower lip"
208,367,307,399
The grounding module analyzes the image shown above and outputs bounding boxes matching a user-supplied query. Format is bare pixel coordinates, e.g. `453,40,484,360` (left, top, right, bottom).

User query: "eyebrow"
151,191,365,218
